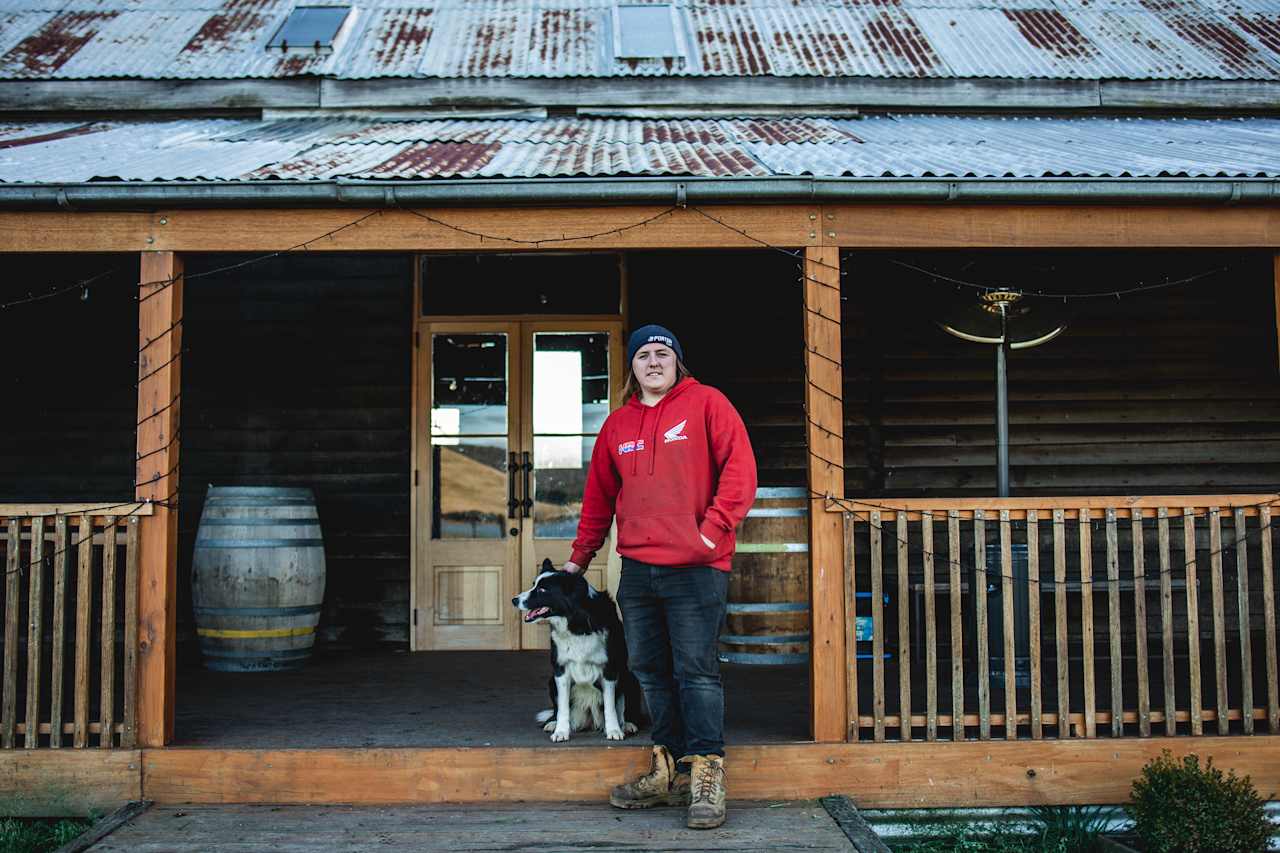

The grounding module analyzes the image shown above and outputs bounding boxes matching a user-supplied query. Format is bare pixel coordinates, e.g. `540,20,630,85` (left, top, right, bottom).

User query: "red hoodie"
570,378,757,572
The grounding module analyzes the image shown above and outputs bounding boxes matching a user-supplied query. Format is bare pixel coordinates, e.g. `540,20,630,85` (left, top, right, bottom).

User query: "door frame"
411,308,626,651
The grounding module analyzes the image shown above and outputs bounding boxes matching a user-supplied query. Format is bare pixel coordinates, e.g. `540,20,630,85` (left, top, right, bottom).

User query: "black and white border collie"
512,560,646,742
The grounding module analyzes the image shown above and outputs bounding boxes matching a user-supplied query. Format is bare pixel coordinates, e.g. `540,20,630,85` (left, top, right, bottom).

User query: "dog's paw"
550,725,571,743
623,722,638,735
605,725,625,741
542,719,558,733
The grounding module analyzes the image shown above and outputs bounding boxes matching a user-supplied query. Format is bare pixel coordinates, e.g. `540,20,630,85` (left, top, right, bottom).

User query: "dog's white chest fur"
548,617,608,685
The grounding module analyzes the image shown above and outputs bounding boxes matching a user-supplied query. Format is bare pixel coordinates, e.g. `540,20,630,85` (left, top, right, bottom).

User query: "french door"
412,319,624,650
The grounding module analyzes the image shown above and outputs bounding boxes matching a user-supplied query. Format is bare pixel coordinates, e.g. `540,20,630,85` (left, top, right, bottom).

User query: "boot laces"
693,761,723,803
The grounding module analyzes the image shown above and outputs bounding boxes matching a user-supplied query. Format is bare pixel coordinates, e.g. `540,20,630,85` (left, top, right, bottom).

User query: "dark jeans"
617,557,729,759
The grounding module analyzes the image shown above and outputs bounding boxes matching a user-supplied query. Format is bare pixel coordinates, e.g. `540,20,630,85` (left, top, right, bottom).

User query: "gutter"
0,177,1278,210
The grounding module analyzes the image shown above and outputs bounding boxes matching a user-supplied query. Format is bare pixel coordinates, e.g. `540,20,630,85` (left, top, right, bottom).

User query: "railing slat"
870,511,885,743
1263,505,1280,735
25,518,45,749
1209,508,1229,736
74,513,92,748
1000,510,1016,741
1184,513,1203,736
1027,511,1042,740
121,517,140,749
1054,509,1069,738
49,515,68,749
975,509,990,741
897,513,911,742
948,510,964,742
1158,508,1176,737
2,519,20,749
99,519,117,749
1106,508,1124,738
1132,513,1151,737
1235,506,1254,736
1080,508,1096,738
922,512,937,742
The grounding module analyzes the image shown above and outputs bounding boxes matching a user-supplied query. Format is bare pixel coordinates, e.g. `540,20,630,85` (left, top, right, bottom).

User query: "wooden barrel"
720,487,810,665
192,486,326,672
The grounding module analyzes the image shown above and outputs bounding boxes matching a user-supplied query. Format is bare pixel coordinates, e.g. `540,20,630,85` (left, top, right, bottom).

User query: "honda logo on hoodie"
663,419,688,444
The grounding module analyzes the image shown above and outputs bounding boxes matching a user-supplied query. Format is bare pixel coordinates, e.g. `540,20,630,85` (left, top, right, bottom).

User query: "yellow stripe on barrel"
196,626,316,639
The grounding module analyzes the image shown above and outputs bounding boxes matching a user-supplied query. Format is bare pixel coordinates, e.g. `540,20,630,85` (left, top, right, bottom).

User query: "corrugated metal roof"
0,114,1278,182
0,0,1275,81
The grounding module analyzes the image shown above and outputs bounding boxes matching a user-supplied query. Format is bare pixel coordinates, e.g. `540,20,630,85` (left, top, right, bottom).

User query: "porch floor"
87,802,856,852
175,651,810,748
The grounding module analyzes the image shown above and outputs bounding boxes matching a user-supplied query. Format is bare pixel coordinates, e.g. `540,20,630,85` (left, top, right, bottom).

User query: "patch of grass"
889,806,1114,853
0,816,93,853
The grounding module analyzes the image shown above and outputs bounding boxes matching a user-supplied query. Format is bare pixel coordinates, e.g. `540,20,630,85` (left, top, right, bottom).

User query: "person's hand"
563,561,584,574
700,534,716,550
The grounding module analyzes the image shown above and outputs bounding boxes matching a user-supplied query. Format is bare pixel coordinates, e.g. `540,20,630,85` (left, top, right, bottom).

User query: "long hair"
619,359,693,404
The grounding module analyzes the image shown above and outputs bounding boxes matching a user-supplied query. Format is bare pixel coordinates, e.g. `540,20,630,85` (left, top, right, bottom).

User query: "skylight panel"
268,6,351,52
614,5,683,60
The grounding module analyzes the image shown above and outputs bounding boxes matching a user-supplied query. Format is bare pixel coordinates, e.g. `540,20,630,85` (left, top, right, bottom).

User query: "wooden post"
136,251,183,747
804,246,848,743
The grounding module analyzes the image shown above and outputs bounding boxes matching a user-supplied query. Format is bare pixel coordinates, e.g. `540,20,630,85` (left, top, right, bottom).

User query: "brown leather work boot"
683,754,727,829
609,745,692,809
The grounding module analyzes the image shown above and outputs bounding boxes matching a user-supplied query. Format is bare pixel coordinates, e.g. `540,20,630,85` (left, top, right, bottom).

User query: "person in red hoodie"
564,324,757,830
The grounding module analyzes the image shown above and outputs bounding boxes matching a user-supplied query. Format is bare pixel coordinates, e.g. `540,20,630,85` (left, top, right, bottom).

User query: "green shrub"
1030,805,1110,852
1126,750,1272,853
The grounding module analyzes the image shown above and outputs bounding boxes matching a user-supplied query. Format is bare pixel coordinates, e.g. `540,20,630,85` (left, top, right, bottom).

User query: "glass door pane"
431,332,509,540
530,331,609,540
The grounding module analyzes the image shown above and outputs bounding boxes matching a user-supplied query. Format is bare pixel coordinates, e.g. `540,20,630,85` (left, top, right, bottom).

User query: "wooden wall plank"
870,511,885,743
843,515,859,742
1027,511,1042,740
99,519,117,749
948,511,964,743
1184,514,1203,736
1263,505,1280,734
49,516,67,749
138,737,1280,808
999,511,1016,740
1079,509,1096,739
0,750,141,815
1208,509,1229,736
803,246,847,744
1158,508,1176,736
1234,507,1254,736
897,513,911,742
4,205,1280,253
975,510,990,741
1106,508,1123,738
136,251,184,748
74,514,92,749
121,517,141,749
922,512,937,742
1054,509,1069,738
1132,514,1151,737
25,518,45,749
1,519,19,749
823,205,1280,249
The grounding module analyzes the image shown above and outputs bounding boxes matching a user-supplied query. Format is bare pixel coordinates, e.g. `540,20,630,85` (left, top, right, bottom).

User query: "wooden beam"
1,205,1278,254
135,252,183,748
137,736,1280,808
804,246,847,743
822,205,1280,248
0,750,141,816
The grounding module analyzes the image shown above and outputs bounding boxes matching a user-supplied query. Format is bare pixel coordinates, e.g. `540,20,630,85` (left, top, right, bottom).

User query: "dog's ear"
541,557,555,572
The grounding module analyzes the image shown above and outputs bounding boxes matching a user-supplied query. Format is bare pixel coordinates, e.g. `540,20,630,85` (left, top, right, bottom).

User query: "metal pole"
995,307,1010,498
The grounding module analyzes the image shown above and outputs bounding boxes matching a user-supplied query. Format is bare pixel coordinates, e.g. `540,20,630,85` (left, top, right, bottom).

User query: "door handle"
507,451,520,519
521,451,533,518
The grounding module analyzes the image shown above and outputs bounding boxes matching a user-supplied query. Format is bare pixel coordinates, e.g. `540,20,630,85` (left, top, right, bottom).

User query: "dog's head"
511,558,595,626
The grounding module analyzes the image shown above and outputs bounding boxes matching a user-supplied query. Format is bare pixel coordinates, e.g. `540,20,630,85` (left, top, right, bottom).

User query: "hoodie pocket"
618,513,716,567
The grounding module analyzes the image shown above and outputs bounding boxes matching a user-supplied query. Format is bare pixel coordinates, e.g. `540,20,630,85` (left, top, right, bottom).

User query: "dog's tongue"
524,607,550,623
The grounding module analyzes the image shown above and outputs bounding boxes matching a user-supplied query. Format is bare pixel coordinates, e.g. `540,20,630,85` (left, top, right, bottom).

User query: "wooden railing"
837,496,1280,743
0,504,151,749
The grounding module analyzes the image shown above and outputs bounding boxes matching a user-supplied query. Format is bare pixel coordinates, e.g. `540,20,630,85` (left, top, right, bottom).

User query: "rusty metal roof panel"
1,114,1280,182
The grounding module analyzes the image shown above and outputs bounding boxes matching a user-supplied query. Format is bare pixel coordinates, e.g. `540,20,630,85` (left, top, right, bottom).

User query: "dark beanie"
626,324,683,364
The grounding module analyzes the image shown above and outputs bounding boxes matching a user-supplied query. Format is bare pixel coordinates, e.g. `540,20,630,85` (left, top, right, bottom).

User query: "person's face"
632,342,677,396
